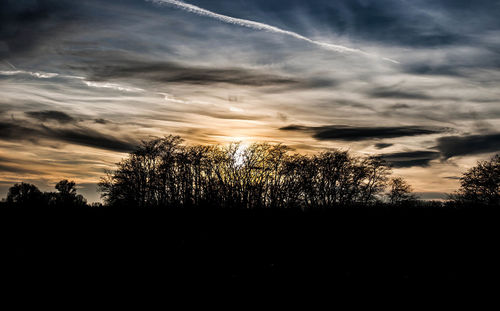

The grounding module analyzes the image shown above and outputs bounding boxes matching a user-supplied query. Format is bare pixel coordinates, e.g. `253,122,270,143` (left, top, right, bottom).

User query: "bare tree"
388,177,417,205
453,154,499,206
99,136,394,208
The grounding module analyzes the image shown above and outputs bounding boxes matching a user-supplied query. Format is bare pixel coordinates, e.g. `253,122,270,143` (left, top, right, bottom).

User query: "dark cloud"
0,1,159,61
0,164,38,175
403,64,464,77
0,121,38,139
280,124,447,141
436,133,500,159
0,163,41,175
0,0,81,60
381,151,441,168
94,118,110,124
0,120,136,153
42,126,136,153
390,104,411,110
25,110,75,124
72,55,300,87
375,143,393,150
368,89,432,100
0,155,43,174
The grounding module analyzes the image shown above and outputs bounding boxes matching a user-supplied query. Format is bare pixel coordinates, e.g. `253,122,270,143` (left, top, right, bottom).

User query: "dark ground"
1,206,499,290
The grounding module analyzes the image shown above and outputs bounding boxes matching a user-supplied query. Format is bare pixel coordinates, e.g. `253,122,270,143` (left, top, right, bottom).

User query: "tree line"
2,135,499,208
3,180,88,208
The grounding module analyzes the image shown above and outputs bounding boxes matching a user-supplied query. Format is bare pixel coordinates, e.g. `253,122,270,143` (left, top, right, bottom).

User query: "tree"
6,183,44,207
359,156,391,205
99,135,185,207
454,154,500,206
4,181,89,208
388,177,417,205
55,180,77,196
99,136,394,208
54,179,87,207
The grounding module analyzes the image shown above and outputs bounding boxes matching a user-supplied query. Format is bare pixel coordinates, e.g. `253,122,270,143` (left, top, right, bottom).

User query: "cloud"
0,66,146,93
414,192,447,201
0,0,79,60
194,110,264,121
209,0,465,49
25,110,76,124
77,57,301,87
380,151,441,168
69,49,340,90
374,143,393,150
43,126,137,152
436,133,500,158
83,81,144,92
280,124,447,141
0,155,42,174
94,119,110,124
0,70,59,79
0,119,136,153
147,0,364,54
368,88,432,100
403,64,464,77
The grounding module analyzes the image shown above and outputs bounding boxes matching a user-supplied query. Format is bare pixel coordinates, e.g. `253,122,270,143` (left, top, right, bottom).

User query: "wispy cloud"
0,67,144,93
83,81,144,93
0,70,59,79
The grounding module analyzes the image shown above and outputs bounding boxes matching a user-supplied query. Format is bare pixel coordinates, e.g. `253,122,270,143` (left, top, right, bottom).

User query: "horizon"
1,0,500,203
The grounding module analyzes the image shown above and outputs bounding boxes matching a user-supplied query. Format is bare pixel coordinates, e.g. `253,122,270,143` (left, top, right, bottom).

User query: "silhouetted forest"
1,136,499,285
2,136,498,208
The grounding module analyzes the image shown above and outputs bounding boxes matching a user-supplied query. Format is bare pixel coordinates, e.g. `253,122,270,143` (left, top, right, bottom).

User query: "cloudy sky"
1,0,500,202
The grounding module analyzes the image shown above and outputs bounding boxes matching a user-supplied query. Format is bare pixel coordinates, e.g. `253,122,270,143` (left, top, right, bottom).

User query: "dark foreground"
2,206,499,289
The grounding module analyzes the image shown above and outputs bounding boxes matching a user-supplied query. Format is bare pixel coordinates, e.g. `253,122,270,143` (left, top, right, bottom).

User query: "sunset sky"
1,0,500,202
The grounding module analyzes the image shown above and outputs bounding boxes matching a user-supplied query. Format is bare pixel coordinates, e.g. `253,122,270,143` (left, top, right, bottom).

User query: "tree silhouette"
5,180,88,208
99,136,393,208
388,177,417,205
453,154,499,206
56,180,77,196
6,183,44,207
54,179,87,207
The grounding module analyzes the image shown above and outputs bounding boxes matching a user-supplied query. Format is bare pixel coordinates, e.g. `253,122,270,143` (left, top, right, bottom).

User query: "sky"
1,0,500,202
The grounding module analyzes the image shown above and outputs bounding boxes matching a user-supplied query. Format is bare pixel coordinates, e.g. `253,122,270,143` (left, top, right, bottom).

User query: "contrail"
4,60,17,70
147,0,366,55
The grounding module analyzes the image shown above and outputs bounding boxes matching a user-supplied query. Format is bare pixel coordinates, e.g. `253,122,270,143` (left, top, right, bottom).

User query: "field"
2,205,499,287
